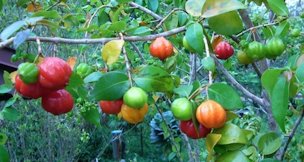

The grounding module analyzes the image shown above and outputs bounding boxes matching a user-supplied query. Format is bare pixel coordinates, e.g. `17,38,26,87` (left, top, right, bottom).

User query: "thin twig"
188,53,197,85
203,36,213,85
276,109,304,160
129,2,162,20
130,42,145,63
36,38,42,55
154,8,186,30
120,34,133,87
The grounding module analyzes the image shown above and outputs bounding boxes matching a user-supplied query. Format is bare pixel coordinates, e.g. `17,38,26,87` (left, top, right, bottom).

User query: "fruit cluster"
237,37,285,65
15,57,74,115
171,98,227,139
99,87,149,124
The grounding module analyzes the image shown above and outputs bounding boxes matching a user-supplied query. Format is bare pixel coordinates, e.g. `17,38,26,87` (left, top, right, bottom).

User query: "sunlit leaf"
0,20,25,40
13,29,31,48
202,0,246,18
185,0,206,17
216,150,250,162
267,0,288,16
257,132,282,155
101,40,124,65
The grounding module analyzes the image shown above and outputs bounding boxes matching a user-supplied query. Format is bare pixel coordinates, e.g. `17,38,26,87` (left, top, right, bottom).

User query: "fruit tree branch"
0,26,186,48
129,2,163,21
276,109,304,160
212,55,265,106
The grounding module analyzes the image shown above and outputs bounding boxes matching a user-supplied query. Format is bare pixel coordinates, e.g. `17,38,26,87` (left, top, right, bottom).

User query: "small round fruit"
290,28,301,37
183,36,195,52
171,98,193,121
15,75,43,99
265,37,285,58
38,57,72,90
120,103,148,124
41,89,74,115
180,120,211,139
214,41,234,60
196,100,226,128
123,87,148,109
99,99,123,114
149,37,174,60
245,41,266,60
76,63,93,78
18,62,39,84
237,50,253,65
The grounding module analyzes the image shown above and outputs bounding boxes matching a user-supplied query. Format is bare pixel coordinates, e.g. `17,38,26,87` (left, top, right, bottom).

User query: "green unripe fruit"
76,63,93,78
171,98,193,121
18,62,39,84
290,28,301,37
246,41,266,60
123,87,148,109
265,37,285,59
237,50,253,65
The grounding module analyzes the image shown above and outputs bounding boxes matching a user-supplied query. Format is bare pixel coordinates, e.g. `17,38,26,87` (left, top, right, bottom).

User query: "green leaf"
260,158,280,162
261,68,284,97
134,66,175,93
267,0,288,16
164,13,178,30
185,0,206,17
17,0,30,6
173,85,193,97
208,83,243,110
109,21,127,32
92,72,130,101
24,17,44,25
127,26,152,36
0,84,12,94
3,71,12,85
98,10,110,26
66,72,87,99
208,11,243,36
0,145,9,162
0,133,8,145
32,10,61,19
0,20,25,40
201,56,215,72
13,29,31,48
295,63,304,84
0,107,21,121
213,123,248,145
257,132,282,155
202,0,246,18
148,0,158,12
3,95,17,108
84,72,103,83
206,133,222,161
80,106,100,127
216,150,250,162
185,22,205,56
275,20,289,37
271,75,289,132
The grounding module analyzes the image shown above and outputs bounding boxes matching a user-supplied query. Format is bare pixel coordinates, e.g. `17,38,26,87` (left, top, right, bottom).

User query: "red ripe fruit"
214,41,234,60
179,120,211,139
15,75,43,99
99,99,123,114
41,89,74,115
38,57,72,90
149,37,174,60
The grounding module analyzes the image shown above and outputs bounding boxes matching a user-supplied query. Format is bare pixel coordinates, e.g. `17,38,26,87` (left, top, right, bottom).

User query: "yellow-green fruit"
123,87,148,109
237,50,253,65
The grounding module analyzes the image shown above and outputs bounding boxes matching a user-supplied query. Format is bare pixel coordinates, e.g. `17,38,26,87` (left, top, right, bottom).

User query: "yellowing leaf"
67,57,77,69
10,71,18,83
27,3,42,12
101,40,124,65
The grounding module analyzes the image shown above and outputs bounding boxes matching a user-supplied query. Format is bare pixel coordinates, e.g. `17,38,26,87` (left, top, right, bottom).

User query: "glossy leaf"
295,63,304,84
32,10,61,19
208,11,243,36
84,72,103,83
271,75,289,132
206,133,222,161
13,29,31,48
92,72,130,101
201,56,215,72
173,85,193,97
185,22,205,56
202,0,246,18
0,145,9,162
101,40,124,65
267,0,288,16
0,84,12,94
185,0,206,17
260,158,280,162
275,20,289,37
3,95,17,108
0,20,25,40
257,132,282,155
261,68,284,97
0,107,21,121
134,66,175,93
213,123,248,145
148,0,158,12
208,83,243,110
127,26,152,36
216,150,250,162
80,106,101,127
